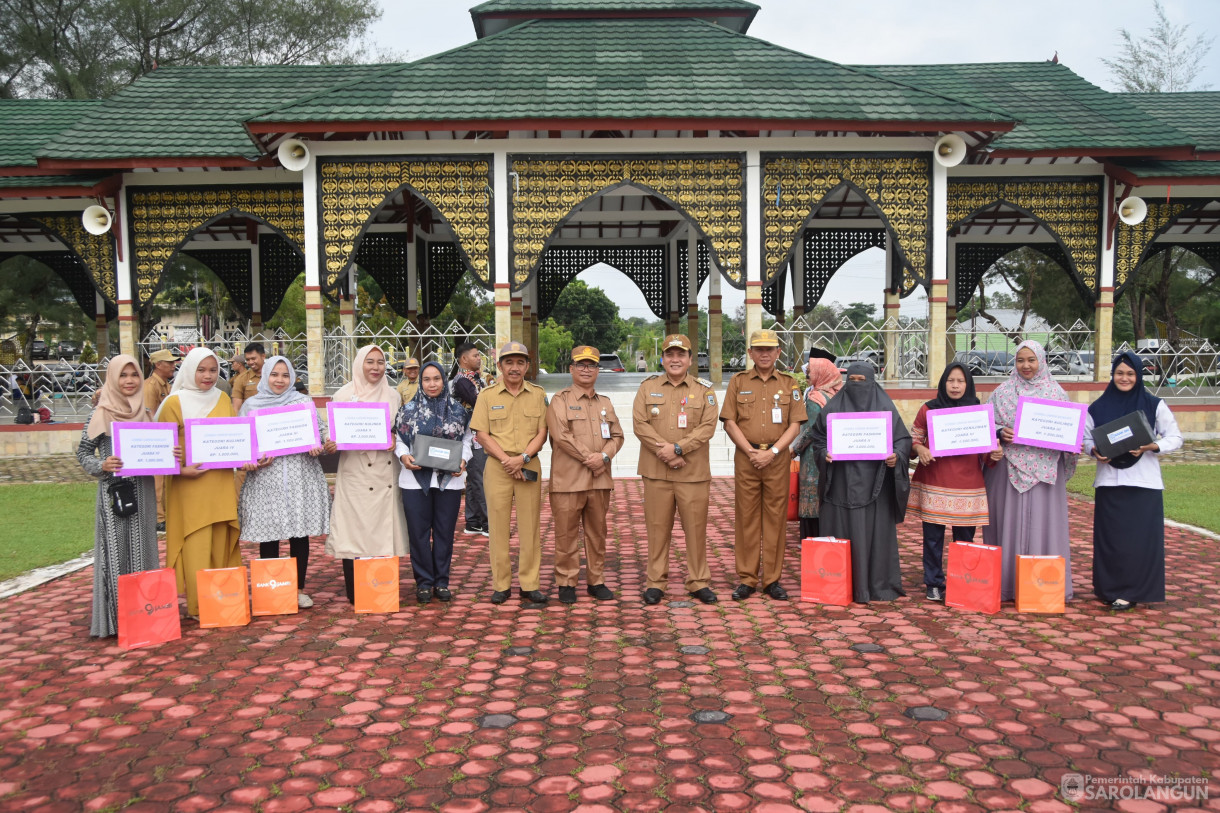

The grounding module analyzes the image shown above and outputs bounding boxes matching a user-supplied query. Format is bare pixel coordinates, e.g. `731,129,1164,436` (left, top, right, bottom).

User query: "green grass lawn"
1068,465,1220,533
0,484,97,581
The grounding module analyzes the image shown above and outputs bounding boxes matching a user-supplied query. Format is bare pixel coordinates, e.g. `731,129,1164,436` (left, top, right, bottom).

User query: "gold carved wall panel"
39,214,117,304
509,156,745,288
762,155,931,286
319,157,492,290
128,186,304,307
1114,200,1193,292
947,179,1102,294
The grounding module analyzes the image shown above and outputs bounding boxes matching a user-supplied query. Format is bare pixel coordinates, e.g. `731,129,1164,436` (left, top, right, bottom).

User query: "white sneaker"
297,592,314,608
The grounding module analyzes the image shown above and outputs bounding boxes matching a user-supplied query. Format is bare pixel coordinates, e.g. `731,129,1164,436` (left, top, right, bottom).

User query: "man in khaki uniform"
396,357,420,403
470,341,549,605
547,345,625,604
143,348,177,531
231,342,266,412
632,334,719,605
721,329,806,600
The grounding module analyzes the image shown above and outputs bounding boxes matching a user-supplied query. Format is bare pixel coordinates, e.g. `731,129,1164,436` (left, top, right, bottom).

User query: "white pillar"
667,234,680,335
791,235,806,319
494,151,511,355
95,292,109,358
744,149,763,366
927,160,949,385
114,188,136,359
1096,185,1117,382
686,228,699,350
249,242,263,336
708,255,724,385
302,149,325,394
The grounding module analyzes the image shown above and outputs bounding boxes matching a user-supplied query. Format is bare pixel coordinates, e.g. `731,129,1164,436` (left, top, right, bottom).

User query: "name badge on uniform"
600,409,611,439
772,392,783,424
677,397,688,429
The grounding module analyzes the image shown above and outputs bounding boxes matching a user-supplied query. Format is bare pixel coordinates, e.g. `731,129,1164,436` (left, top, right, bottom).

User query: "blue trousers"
401,488,462,589
923,522,976,588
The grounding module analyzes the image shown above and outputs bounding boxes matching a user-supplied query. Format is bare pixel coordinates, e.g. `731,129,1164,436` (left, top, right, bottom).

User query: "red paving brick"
2,479,1219,811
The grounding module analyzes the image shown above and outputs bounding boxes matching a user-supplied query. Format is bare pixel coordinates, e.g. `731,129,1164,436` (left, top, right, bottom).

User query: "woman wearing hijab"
790,357,843,540
394,361,472,604
1082,351,1181,611
76,354,160,637
156,347,242,619
238,356,335,609
908,363,1003,602
327,345,408,604
809,362,912,603
984,340,1077,602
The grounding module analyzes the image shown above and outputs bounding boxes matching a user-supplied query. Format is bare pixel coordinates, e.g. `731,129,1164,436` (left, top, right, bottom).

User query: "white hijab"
156,347,223,421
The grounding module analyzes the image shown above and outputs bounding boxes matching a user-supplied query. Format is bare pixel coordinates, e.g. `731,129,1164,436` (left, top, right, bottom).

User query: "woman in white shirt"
1082,351,1182,611
394,361,472,604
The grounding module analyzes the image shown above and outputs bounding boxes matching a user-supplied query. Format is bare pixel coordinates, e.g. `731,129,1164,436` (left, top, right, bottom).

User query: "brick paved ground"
2,479,1219,813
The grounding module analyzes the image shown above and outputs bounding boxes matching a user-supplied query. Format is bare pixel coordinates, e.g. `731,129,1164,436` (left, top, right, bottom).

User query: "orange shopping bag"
800,537,852,606
117,568,182,650
946,542,1001,615
197,567,251,628
787,459,800,521
1015,555,1066,614
250,557,298,617
354,556,400,614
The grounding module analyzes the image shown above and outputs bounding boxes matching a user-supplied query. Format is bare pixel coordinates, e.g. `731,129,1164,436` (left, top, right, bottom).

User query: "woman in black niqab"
809,363,912,602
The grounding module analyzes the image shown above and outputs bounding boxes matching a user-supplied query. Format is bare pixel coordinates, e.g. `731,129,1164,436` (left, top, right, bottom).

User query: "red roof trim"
36,156,276,170
990,145,1197,160
1106,162,1220,187
249,116,1015,136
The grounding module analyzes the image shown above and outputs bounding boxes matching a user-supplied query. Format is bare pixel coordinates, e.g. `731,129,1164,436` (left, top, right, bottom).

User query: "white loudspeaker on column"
1118,196,1148,226
81,205,112,235
933,134,967,168
277,138,311,171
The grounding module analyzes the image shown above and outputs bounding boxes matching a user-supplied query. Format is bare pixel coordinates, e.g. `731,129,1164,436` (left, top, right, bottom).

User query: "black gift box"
1091,410,1155,459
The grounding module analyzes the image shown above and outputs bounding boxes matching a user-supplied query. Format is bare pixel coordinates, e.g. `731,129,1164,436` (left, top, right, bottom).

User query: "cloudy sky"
369,0,1217,320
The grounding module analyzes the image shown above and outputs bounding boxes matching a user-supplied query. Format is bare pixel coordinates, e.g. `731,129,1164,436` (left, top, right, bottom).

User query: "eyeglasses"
571,362,598,371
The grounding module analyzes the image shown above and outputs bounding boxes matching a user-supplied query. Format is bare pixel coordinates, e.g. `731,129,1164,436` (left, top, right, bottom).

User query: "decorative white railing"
765,316,930,382
323,321,495,392
948,318,1096,380
1113,341,1220,396
0,359,110,421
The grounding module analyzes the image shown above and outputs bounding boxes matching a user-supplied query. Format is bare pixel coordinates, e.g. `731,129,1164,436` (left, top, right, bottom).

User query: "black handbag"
108,478,138,518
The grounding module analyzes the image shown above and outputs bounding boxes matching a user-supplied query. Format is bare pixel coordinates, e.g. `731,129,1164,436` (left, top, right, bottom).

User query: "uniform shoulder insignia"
644,374,660,381
697,377,713,388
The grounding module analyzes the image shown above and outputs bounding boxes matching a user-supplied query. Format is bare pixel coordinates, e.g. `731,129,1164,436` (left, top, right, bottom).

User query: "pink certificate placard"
112,421,180,476
827,411,893,460
327,402,392,450
927,404,996,457
184,417,258,469
1012,396,1087,453
251,403,321,458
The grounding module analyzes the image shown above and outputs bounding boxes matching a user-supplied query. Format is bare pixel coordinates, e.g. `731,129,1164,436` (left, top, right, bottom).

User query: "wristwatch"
601,453,611,465
673,444,683,456
521,453,532,464
770,447,780,456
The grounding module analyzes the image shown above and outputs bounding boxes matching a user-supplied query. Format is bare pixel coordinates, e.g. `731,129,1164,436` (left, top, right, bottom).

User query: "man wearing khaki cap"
397,357,421,403
470,341,549,604
721,329,805,600
632,334,719,605
547,346,624,603
144,348,178,532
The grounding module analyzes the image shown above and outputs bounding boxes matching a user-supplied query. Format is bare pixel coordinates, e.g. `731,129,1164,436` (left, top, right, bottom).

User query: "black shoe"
762,582,789,601
558,586,577,604
1110,598,1137,611
156,521,166,533
416,588,432,604
490,590,510,604
433,587,452,602
731,584,755,601
925,586,944,602
642,588,663,605
519,589,547,604
587,584,614,601
688,587,718,604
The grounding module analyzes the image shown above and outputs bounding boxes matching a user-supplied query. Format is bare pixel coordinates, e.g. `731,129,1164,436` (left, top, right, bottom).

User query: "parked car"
598,353,625,372
953,350,1013,377
1047,350,1093,376
55,341,78,360
697,351,710,371
834,349,884,374
29,339,48,360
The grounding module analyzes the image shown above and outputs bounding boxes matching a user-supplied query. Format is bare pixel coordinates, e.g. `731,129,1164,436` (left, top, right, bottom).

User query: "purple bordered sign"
1012,396,1088,453
927,404,997,457
251,403,321,458
184,417,258,469
327,401,392,450
826,411,893,461
111,421,180,476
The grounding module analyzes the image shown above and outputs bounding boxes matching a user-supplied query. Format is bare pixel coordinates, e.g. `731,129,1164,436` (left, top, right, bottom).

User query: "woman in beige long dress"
327,344,408,603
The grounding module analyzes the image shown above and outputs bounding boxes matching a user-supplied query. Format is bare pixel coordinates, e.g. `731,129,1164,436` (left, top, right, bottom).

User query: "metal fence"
948,318,1096,381
1113,341,1220,396
765,315,930,382
0,359,110,422
323,321,495,392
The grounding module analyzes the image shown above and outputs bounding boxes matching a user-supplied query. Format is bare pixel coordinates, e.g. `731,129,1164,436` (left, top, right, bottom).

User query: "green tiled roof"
1124,92,1220,153
1110,158,1220,179
252,18,1008,127
0,174,107,189
864,63,1194,153
38,64,387,162
0,100,102,167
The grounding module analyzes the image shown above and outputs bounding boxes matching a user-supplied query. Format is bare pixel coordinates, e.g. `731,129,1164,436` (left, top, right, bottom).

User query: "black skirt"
1093,486,1165,604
